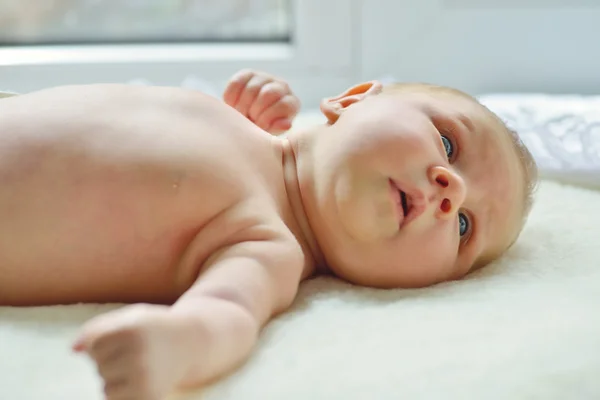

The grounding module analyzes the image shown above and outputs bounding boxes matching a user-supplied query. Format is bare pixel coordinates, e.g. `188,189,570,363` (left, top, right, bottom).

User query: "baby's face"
308,88,524,288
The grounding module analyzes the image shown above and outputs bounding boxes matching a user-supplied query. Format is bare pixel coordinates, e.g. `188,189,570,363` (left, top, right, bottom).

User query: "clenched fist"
223,69,300,134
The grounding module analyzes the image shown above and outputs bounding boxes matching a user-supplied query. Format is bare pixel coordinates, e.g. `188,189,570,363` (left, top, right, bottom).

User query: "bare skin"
0,77,311,399
0,71,524,400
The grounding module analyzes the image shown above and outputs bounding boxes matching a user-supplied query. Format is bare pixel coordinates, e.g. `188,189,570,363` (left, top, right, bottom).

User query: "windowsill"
0,42,294,66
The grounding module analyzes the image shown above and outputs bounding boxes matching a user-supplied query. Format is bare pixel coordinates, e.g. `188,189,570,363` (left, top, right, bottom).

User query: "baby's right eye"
441,135,454,159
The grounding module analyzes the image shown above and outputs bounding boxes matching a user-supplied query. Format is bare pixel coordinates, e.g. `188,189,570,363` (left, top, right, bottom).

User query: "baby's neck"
280,130,327,275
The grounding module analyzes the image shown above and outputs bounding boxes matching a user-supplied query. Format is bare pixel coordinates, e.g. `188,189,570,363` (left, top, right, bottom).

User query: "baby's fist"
223,69,300,134
73,304,187,400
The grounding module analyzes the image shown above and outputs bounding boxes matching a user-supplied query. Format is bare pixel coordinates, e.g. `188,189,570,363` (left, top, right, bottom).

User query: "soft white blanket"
2,112,600,400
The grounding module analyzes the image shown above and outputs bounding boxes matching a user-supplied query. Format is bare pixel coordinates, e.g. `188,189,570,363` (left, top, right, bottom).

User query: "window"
0,0,291,44
0,0,357,108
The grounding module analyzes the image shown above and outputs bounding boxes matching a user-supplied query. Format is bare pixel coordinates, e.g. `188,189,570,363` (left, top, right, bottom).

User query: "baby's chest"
174,195,296,286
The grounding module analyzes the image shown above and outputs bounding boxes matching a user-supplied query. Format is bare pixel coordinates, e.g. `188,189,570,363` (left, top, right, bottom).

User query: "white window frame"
0,0,359,108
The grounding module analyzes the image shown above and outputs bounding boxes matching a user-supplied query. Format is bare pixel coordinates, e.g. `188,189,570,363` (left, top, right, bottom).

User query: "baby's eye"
441,135,454,159
458,212,470,237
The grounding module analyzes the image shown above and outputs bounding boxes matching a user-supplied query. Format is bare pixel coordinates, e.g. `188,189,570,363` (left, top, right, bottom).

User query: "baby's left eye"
441,135,454,159
458,212,470,237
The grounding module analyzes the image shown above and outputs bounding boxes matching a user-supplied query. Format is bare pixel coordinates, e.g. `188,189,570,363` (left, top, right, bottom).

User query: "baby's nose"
427,165,467,220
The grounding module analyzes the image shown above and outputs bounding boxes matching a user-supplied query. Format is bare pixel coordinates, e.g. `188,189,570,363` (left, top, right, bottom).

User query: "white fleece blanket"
2,108,600,400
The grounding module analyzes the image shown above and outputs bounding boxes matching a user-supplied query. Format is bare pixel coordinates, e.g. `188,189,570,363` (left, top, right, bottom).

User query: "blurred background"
1,0,600,108
0,0,290,43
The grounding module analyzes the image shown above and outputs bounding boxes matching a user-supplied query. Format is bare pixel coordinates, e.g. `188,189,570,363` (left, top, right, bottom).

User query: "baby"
0,69,537,399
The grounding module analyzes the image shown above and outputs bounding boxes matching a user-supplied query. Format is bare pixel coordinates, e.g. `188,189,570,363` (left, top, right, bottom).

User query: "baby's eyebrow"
457,113,475,133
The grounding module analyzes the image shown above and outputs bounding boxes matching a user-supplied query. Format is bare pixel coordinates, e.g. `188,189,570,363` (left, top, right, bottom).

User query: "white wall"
359,0,600,95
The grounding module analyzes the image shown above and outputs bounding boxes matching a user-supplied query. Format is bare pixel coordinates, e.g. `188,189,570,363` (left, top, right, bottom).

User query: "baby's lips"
390,179,427,228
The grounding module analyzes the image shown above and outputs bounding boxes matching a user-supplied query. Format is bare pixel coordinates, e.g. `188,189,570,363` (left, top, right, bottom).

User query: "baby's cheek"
389,132,441,171
402,226,457,272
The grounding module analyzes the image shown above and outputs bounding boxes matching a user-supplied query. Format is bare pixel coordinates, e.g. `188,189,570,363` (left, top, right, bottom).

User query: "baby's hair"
380,82,539,242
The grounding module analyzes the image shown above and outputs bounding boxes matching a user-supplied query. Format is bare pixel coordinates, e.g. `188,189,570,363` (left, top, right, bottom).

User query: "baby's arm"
223,69,301,135
171,240,300,386
74,239,301,400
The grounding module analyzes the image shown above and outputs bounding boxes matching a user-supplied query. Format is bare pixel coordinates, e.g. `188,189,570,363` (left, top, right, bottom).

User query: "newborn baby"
0,70,537,399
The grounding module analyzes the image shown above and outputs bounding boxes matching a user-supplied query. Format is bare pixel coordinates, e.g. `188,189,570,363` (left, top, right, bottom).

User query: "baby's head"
295,80,538,288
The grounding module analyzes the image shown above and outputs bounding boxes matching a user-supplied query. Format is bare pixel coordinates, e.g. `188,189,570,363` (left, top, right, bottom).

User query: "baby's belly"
0,167,225,306
0,201,201,306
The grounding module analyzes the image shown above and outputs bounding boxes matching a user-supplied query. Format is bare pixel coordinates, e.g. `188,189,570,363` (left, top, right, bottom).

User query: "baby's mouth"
389,179,410,225
389,178,425,229
400,190,410,217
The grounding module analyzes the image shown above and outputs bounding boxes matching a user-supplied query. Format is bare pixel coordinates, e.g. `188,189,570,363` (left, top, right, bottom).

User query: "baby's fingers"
104,376,156,400
255,95,300,134
269,118,293,135
104,379,137,400
89,329,142,363
223,69,254,108
248,81,291,123
73,304,158,353
73,316,116,353
235,74,274,118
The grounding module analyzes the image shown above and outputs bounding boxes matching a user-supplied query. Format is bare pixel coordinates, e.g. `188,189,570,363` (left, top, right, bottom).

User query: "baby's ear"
320,81,383,124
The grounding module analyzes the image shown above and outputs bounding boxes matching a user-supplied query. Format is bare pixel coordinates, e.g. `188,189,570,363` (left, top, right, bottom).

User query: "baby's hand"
223,69,300,134
73,304,190,400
